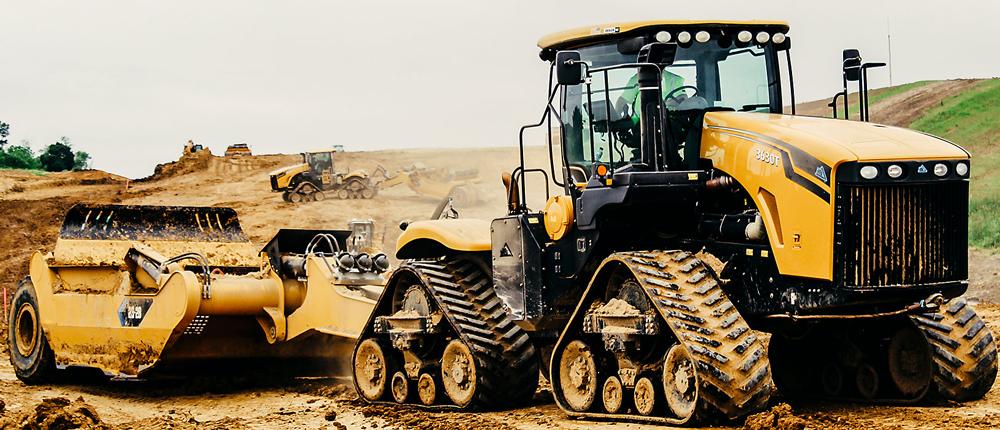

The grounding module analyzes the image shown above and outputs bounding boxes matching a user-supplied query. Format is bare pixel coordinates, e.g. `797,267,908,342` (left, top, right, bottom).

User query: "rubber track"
406,258,539,408
913,298,999,401
625,251,772,420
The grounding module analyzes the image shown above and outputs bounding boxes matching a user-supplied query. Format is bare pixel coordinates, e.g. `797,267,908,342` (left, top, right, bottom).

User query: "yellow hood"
703,112,969,165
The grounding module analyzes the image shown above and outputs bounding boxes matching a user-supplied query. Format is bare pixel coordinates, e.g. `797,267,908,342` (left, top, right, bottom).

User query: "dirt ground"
3,134,1000,429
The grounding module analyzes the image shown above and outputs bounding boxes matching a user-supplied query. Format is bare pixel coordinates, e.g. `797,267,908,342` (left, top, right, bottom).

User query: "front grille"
270,175,279,190
834,181,968,288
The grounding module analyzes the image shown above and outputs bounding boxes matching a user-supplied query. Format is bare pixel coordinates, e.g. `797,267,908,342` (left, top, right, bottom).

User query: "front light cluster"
858,161,969,181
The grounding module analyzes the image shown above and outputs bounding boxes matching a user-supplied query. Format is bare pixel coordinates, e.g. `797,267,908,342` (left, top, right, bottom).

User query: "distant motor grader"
350,19,996,425
7,204,388,381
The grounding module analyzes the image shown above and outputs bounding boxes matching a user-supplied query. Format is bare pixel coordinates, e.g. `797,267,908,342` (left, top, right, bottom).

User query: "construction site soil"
3,91,1000,428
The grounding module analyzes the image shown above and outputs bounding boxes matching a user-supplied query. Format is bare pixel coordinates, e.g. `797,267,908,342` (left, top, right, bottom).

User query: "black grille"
270,175,279,190
834,181,968,288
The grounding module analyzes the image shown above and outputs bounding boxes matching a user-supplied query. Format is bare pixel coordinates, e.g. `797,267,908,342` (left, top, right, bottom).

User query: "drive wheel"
663,344,698,420
559,340,597,412
355,339,389,401
441,340,478,407
281,191,291,202
887,324,932,398
8,278,55,384
288,192,303,203
312,190,326,201
417,373,438,406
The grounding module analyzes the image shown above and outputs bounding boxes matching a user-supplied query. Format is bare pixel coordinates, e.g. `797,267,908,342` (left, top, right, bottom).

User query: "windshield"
561,40,777,175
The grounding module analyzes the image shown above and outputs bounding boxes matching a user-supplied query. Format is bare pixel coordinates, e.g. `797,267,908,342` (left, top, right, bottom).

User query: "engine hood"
703,112,969,165
269,163,307,177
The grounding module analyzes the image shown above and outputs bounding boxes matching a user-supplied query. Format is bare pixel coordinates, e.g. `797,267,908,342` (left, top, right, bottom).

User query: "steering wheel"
664,85,700,102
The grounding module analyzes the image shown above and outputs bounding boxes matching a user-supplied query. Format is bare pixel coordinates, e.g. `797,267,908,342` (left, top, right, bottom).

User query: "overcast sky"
1,0,997,178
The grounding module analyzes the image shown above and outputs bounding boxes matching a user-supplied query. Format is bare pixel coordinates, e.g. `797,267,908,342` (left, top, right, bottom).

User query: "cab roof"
537,20,790,51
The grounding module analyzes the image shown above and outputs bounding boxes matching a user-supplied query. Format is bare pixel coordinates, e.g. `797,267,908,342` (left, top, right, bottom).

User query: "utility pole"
887,17,894,87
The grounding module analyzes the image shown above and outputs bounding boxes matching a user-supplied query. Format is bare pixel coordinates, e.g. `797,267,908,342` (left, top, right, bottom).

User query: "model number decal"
753,148,780,167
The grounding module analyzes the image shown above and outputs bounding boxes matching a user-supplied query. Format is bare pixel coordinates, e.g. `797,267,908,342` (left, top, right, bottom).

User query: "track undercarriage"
352,257,539,409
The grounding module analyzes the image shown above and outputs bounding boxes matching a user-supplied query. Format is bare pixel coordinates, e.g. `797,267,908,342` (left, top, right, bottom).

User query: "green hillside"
907,79,1000,248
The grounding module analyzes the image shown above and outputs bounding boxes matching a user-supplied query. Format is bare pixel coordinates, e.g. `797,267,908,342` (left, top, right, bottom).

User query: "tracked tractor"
7,204,388,381
352,20,997,424
270,148,377,202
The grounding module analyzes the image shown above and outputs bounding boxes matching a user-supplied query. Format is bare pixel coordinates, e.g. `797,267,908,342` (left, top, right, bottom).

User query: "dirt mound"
356,402,518,430
743,403,807,430
0,396,107,430
117,411,247,430
140,149,215,182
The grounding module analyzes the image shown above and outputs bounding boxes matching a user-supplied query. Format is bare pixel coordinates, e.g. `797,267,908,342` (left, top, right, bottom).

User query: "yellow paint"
700,111,969,280
269,163,309,190
538,20,789,49
543,195,575,241
396,219,491,258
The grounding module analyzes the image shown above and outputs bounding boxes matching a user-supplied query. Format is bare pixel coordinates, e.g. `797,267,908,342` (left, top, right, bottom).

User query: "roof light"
695,31,711,43
887,164,903,178
677,31,692,44
860,165,879,179
655,31,671,43
755,31,770,44
771,32,786,44
737,31,753,43
934,163,949,177
956,162,969,176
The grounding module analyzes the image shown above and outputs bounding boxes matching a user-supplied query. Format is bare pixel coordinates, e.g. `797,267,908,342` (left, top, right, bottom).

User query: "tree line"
0,120,91,171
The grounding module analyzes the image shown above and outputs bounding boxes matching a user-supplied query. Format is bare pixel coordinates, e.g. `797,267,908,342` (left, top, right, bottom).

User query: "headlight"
860,165,879,179
677,31,692,44
755,31,770,44
887,164,903,178
956,162,969,176
655,31,671,43
737,31,753,43
695,31,711,43
771,33,787,44
933,163,949,177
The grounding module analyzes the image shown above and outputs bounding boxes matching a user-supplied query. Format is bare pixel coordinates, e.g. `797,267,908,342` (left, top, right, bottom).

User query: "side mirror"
843,49,862,82
555,51,584,86
637,42,677,65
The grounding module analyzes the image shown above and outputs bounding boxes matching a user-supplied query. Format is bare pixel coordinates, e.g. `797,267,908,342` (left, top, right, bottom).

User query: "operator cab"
543,22,791,187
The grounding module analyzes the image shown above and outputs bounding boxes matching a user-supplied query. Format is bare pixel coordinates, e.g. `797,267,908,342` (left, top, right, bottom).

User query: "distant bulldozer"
7,204,387,382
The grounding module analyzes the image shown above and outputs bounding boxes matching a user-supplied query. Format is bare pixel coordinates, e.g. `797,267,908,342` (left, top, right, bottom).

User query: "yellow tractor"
269,148,377,202
353,20,996,424
7,204,387,381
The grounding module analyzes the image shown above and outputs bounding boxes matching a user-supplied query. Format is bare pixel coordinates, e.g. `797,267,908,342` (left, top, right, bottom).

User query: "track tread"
625,251,772,420
410,258,540,409
913,298,999,401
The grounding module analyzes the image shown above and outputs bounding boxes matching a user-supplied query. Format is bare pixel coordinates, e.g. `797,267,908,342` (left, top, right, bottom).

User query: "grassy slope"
907,79,1000,248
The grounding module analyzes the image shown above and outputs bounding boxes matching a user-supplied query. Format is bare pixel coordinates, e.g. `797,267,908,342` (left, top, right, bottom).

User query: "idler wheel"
441,340,478,407
354,339,389,401
602,376,624,414
663,344,698,419
559,340,597,412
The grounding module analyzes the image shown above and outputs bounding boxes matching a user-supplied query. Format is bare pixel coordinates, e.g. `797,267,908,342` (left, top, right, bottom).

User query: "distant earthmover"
351,19,996,425
7,204,387,381
269,148,379,202
269,148,479,204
